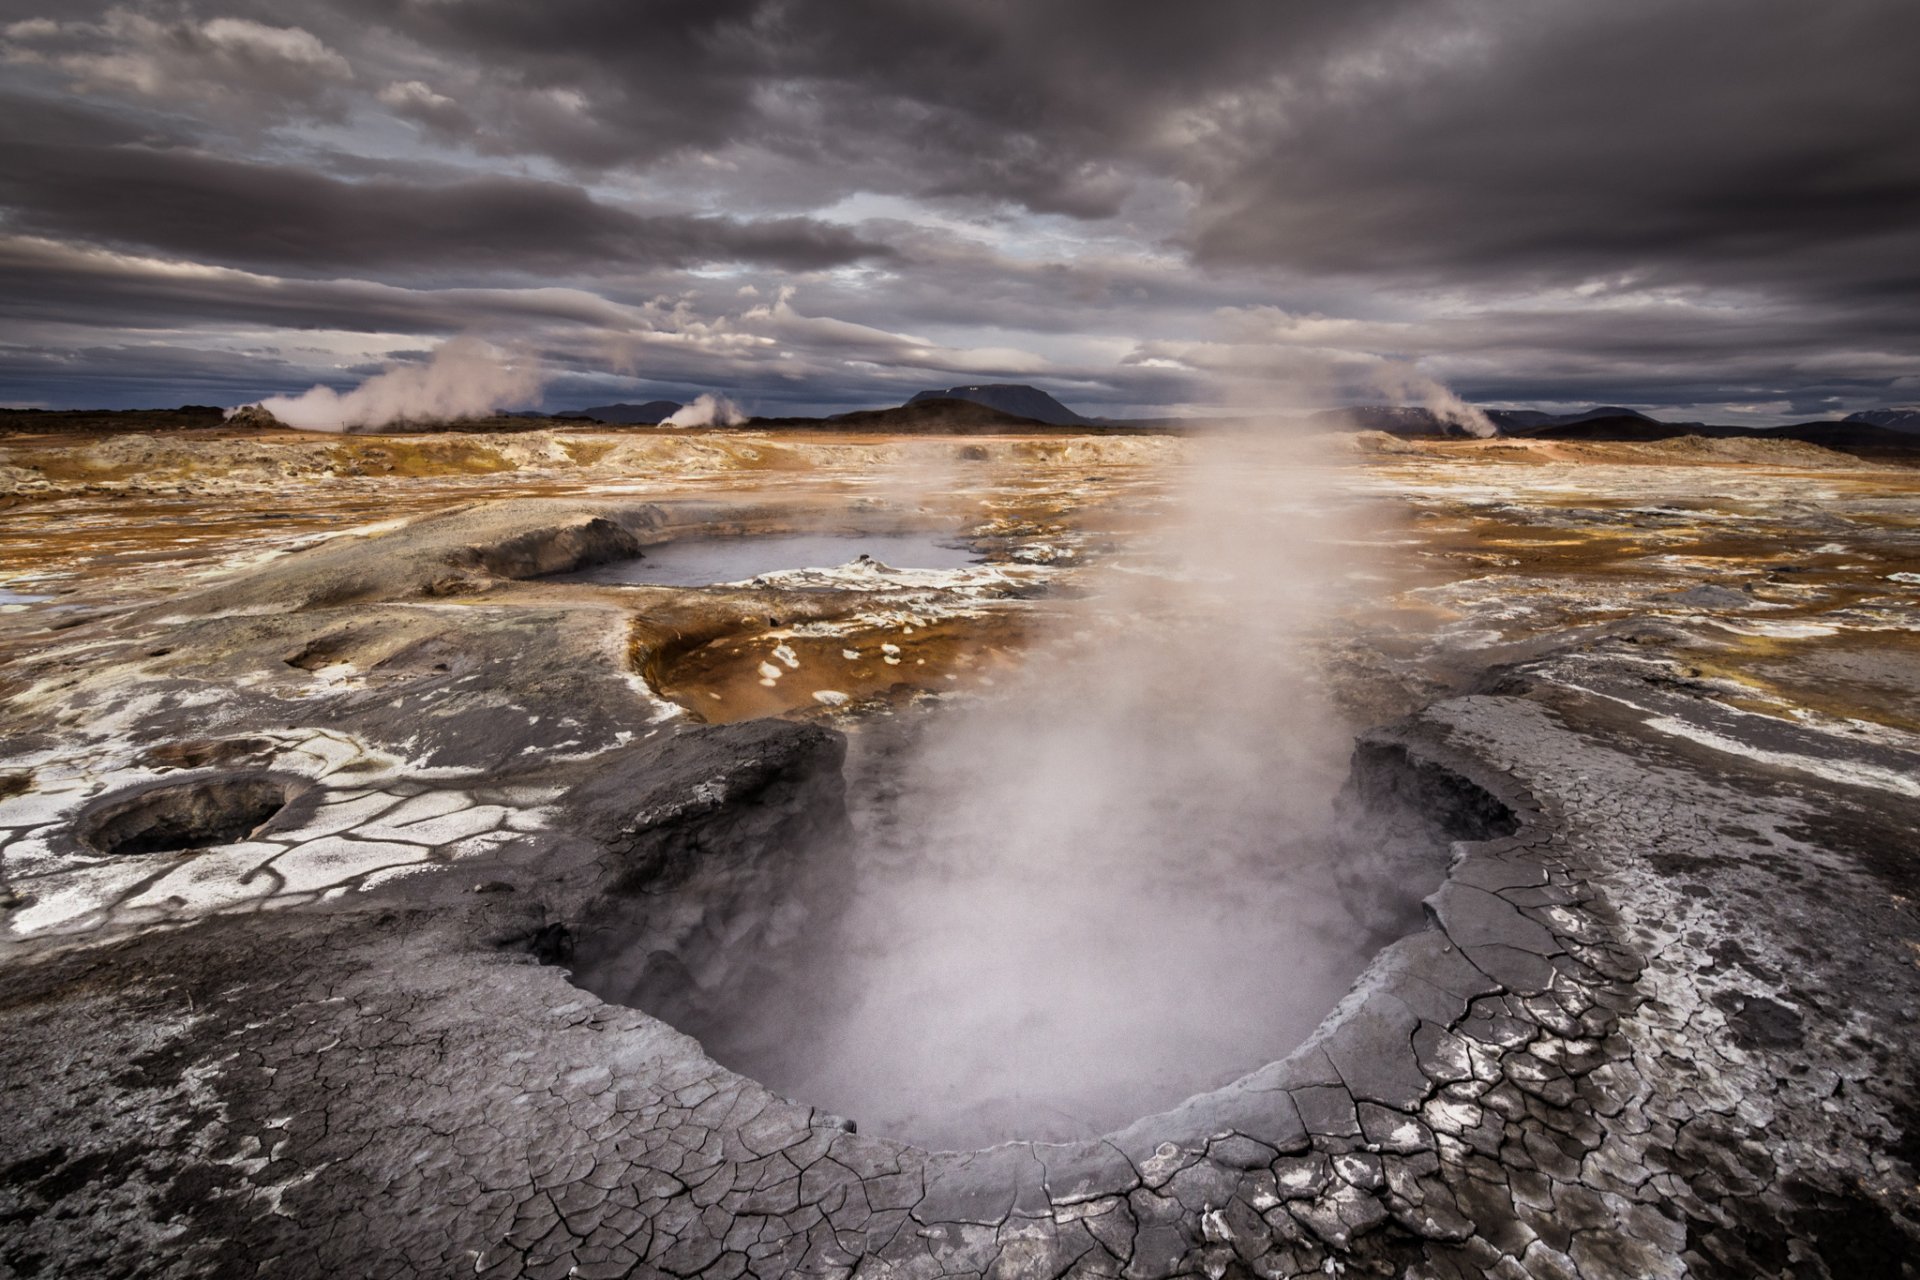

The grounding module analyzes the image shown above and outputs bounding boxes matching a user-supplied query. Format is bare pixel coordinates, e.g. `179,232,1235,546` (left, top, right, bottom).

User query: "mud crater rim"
554,528,985,587
565,725,1528,1150
76,771,309,857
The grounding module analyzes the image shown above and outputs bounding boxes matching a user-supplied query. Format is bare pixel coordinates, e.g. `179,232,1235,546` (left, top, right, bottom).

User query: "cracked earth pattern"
0,729,558,940
2,448,1917,1278
4,661,1915,1279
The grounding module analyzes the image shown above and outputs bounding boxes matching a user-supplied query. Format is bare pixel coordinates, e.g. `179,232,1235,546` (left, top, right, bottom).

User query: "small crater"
285,631,359,671
78,775,297,857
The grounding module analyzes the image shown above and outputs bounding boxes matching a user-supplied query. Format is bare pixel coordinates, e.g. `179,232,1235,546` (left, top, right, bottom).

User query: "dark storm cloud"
1,0,1916,416
316,0,1431,212
1,5,356,120
1189,1,1920,295
0,338,329,408
0,94,891,277
0,236,654,335
316,0,768,167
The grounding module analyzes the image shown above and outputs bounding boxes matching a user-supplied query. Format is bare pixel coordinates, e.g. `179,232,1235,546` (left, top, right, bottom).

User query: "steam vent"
1,418,1916,1280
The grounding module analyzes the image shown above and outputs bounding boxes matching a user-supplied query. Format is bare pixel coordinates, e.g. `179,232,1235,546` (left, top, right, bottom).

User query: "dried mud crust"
4,671,1913,1279
2,480,1917,1278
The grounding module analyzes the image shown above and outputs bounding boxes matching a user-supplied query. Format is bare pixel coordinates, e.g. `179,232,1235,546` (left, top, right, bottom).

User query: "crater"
555,530,981,587
567,722,1515,1151
78,774,299,857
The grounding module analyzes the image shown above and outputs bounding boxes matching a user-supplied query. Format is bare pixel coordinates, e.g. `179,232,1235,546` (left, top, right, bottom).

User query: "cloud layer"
2,0,1916,419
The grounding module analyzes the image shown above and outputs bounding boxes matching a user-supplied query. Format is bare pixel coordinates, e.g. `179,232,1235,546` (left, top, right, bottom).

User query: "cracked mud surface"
2,427,1917,1278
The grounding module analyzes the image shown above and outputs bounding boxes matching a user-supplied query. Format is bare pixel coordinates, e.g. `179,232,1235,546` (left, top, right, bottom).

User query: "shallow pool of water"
559,531,981,587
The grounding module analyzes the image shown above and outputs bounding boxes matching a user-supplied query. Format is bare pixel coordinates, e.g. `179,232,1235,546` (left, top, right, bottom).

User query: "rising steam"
675,424,1422,1149
1369,359,1497,437
235,336,542,432
662,393,746,427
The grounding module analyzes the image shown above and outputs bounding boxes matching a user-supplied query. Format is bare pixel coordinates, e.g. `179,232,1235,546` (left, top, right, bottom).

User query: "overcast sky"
2,0,1915,421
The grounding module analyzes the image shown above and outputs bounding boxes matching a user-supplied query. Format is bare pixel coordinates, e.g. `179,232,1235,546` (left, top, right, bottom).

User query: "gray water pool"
557,531,981,587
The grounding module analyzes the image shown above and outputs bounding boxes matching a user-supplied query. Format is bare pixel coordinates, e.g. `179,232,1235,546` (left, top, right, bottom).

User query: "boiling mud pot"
689,777,1372,1147
572,716,1493,1153
558,532,981,587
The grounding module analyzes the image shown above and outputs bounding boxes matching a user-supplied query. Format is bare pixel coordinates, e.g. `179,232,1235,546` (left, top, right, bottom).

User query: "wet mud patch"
1692,628,1920,735
558,529,982,587
654,612,1040,722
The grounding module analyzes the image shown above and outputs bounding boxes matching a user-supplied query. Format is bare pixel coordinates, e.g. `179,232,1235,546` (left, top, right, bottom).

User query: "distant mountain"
558,400,683,425
1557,405,1654,425
822,397,1050,433
1311,403,1659,437
1485,409,1555,430
1843,407,1920,434
906,384,1089,425
1491,405,1656,431
1307,406,1482,436
1515,415,1920,453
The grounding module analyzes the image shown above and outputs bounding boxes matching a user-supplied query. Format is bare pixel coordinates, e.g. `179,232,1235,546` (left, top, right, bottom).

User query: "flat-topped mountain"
1487,406,1655,431
557,401,684,425
1559,405,1653,424
825,397,1048,432
906,384,1089,425
740,396,1161,435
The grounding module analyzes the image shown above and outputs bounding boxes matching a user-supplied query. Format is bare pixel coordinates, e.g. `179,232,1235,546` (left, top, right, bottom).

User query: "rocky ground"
0,426,1916,1278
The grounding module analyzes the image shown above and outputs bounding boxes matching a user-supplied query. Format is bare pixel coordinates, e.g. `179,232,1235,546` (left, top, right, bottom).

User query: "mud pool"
558,531,983,586
573,722,1422,1152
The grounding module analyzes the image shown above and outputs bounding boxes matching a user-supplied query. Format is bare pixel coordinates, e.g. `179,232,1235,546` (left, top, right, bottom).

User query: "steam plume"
684,423,1414,1149
662,392,746,427
236,336,541,432
1369,360,1496,437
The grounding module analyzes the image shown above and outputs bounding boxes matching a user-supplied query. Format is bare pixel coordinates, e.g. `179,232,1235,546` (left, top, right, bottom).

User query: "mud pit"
571,720,1514,1152
1,425,1917,1278
560,531,983,587
77,774,296,857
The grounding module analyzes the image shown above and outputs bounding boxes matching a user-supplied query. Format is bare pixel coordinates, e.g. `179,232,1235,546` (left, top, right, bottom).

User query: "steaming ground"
680,690,1380,1151
235,336,747,433
661,436,1413,1148
247,336,543,432
6,419,1920,1274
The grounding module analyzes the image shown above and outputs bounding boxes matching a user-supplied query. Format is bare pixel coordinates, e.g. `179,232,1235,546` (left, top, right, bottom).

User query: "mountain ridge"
1843,407,1920,433
555,400,684,425
906,384,1090,425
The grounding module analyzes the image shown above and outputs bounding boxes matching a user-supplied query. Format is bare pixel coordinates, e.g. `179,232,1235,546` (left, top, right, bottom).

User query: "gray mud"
571,717,1508,1151
1,472,1916,1279
557,531,982,586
